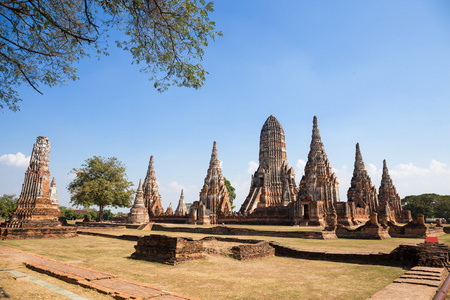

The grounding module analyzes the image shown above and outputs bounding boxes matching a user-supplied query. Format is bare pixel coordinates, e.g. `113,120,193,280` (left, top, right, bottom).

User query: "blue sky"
1,1,450,212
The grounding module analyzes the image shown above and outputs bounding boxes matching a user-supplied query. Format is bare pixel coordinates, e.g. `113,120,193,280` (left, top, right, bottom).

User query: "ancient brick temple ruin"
174,190,188,216
190,141,232,224
347,143,379,215
143,156,164,216
0,136,76,239
240,115,297,215
293,116,340,225
138,115,410,227
378,160,411,223
127,179,150,224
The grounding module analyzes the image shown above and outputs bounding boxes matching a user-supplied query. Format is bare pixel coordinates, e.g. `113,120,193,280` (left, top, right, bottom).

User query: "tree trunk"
99,204,104,222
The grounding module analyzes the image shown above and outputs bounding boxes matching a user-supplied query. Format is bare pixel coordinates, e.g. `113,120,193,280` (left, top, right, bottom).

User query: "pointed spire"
133,179,145,208
175,189,188,215
378,159,402,218
51,177,56,187
309,115,324,156
209,141,220,169
128,178,149,223
380,160,393,188
298,115,339,210
165,202,174,215
354,143,365,174
312,116,321,142
137,179,143,193
148,155,155,175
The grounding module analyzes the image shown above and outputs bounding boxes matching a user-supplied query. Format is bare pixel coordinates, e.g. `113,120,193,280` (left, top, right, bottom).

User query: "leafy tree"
224,177,236,209
0,194,18,220
433,195,450,221
1,0,222,111
402,193,439,219
68,156,134,221
59,206,68,218
102,209,114,221
63,208,77,220
86,208,98,220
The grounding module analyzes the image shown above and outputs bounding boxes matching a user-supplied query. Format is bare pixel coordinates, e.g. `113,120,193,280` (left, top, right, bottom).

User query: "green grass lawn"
1,235,407,300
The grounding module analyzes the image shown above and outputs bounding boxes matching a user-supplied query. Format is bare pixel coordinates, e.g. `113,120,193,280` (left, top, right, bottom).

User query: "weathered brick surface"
131,234,204,265
389,215,445,238
195,141,232,224
1,245,197,299
2,137,75,240
0,227,77,240
240,115,297,214
390,242,450,268
336,213,391,240
229,241,275,260
127,179,150,224
297,116,340,223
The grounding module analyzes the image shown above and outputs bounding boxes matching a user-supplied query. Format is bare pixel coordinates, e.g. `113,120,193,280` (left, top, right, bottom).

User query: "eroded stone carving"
127,179,150,224
175,189,188,216
1,136,76,239
198,141,232,224
240,115,297,214
347,143,379,213
143,156,164,216
378,159,405,222
298,116,340,209
8,137,61,228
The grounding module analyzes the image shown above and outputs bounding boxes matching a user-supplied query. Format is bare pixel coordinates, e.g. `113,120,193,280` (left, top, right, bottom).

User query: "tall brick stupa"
1,136,77,239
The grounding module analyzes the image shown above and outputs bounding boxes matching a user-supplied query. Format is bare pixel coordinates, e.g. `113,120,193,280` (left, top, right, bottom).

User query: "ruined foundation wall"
131,234,204,265
230,241,275,261
152,224,335,239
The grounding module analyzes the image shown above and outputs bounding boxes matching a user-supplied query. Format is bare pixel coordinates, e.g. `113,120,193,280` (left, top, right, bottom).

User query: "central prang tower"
240,115,297,214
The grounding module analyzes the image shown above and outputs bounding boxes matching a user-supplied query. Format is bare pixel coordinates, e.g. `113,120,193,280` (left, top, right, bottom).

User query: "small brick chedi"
143,156,164,216
294,116,340,225
378,160,410,223
190,141,232,224
347,143,379,214
127,179,150,224
240,115,297,214
174,190,188,216
1,136,76,240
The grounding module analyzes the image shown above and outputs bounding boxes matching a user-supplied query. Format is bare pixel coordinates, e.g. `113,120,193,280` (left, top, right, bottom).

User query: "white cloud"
168,181,184,191
0,152,30,167
247,161,258,174
296,159,306,177
388,160,450,196
367,163,379,178
332,160,450,201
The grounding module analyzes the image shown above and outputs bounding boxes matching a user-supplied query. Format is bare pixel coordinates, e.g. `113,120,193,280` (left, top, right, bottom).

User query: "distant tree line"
402,194,450,221
60,206,126,221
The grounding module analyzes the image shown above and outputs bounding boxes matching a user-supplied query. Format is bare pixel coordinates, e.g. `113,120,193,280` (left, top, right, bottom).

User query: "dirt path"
0,245,198,300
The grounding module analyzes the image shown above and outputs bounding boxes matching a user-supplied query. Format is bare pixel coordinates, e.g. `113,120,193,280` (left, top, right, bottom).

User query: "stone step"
411,266,446,274
400,274,441,281
404,271,442,278
393,278,441,287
